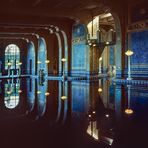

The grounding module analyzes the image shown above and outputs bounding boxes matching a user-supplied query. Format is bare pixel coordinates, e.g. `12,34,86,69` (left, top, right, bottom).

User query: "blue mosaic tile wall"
71,24,89,76
130,31,148,77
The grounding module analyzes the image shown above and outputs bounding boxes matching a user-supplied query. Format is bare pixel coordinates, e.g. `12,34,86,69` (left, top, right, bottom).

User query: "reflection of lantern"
125,85,134,115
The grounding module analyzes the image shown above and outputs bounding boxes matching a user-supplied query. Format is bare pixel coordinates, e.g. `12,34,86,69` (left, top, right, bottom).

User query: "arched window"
5,44,20,69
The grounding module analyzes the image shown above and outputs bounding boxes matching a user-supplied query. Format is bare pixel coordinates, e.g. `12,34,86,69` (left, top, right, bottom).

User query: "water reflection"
4,79,21,109
0,78,148,147
26,78,35,112
37,78,48,117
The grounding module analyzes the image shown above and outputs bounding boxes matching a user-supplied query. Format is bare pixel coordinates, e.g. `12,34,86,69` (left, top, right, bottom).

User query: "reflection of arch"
37,37,47,75
27,42,35,75
37,80,48,117
27,78,35,112
5,44,20,70
4,81,20,109
55,81,68,124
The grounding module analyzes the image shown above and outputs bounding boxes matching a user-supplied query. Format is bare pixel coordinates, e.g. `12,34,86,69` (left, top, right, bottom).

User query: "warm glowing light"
61,96,67,100
37,61,42,64
18,62,22,65
125,49,134,56
92,111,96,114
7,90,12,94
61,58,67,62
98,88,102,92
88,114,91,118
18,90,22,93
106,41,109,45
99,57,102,61
45,92,50,96
7,62,12,66
93,44,96,47
45,60,50,64
37,91,41,94
125,108,133,114
105,114,109,118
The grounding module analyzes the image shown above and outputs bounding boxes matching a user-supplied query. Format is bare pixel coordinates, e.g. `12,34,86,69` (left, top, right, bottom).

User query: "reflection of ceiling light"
125,108,133,114
18,90,22,93
98,88,102,92
37,91,41,94
61,96,67,100
45,92,50,96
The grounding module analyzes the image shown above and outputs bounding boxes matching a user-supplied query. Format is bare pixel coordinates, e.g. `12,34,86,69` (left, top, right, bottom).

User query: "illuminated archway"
5,44,20,75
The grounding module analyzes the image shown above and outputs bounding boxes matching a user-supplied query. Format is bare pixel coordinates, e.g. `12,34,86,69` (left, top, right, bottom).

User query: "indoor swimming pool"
0,77,148,148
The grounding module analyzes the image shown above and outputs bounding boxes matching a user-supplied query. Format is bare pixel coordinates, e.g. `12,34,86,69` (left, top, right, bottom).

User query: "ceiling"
0,0,115,24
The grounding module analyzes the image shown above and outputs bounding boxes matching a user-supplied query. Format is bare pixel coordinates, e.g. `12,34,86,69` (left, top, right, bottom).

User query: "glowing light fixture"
99,57,102,61
98,88,102,92
45,92,50,96
7,62,12,66
125,108,133,114
7,90,12,94
92,111,96,114
61,96,67,100
125,49,134,80
37,91,41,94
18,90,22,93
45,60,50,64
61,58,66,62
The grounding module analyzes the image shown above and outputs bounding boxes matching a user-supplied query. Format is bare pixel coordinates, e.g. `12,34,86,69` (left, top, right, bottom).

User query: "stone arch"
37,37,47,76
27,41,35,75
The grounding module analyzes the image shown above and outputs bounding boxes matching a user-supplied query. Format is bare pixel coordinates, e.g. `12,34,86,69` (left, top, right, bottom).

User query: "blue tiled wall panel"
131,31,148,67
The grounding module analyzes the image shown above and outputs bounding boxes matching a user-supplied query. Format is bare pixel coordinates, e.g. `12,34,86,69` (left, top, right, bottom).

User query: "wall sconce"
37,61,42,64
37,91,41,94
45,92,50,96
98,88,102,92
45,60,50,64
18,90,22,93
125,49,134,80
61,95,67,100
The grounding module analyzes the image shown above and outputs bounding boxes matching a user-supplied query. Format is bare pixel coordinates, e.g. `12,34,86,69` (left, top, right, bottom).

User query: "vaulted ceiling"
0,0,121,24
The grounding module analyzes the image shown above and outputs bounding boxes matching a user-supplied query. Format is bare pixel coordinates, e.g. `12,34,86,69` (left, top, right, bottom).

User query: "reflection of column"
125,49,134,80
99,57,102,74
125,85,133,115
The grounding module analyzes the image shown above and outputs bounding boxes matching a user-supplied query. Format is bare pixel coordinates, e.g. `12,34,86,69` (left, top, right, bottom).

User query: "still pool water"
0,78,148,148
